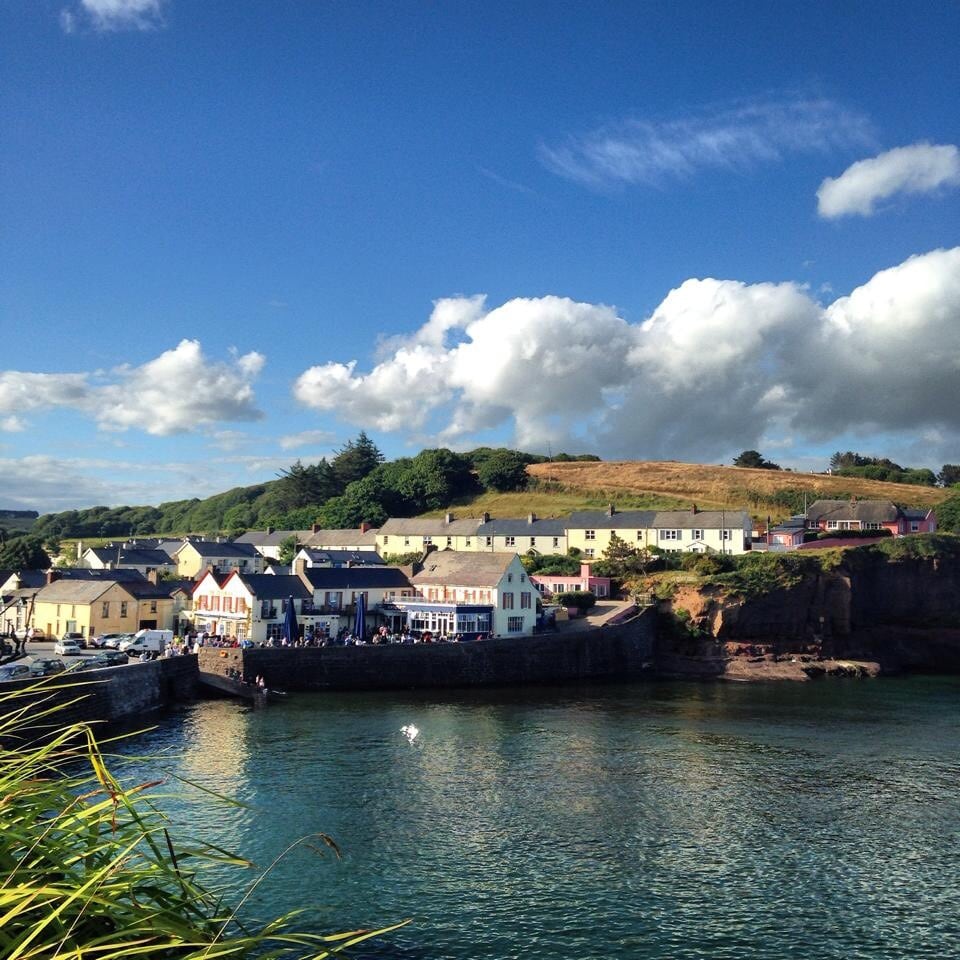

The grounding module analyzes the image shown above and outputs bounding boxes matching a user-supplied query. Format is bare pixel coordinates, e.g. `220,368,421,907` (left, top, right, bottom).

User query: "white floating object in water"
400,724,419,743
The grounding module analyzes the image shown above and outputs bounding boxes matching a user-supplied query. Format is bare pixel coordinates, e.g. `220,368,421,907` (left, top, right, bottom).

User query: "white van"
120,629,173,655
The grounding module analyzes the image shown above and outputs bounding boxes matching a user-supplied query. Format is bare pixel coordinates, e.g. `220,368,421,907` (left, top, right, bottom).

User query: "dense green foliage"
0,684,403,958
829,451,937,486
555,590,597,611
938,465,960,487
733,450,781,470
0,534,50,569
936,493,960,533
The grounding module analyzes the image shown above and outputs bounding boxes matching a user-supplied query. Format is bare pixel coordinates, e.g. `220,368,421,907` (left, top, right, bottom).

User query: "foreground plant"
0,683,406,959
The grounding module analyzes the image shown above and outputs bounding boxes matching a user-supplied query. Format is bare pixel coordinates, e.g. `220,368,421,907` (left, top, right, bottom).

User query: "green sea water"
116,677,960,959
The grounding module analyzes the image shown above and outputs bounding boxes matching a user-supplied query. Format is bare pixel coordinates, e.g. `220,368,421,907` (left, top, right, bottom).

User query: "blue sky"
2,0,959,512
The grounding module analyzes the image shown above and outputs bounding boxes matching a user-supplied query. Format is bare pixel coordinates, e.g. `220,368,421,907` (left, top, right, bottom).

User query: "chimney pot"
482,512,490,523
360,521,371,533
692,503,698,514
311,523,321,534
607,503,615,517
528,512,536,524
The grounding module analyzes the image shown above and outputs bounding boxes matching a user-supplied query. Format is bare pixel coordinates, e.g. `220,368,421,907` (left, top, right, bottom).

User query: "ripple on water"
114,678,960,960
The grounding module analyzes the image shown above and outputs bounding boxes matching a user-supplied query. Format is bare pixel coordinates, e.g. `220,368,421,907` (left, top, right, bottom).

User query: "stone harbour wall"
198,610,656,692
0,656,199,740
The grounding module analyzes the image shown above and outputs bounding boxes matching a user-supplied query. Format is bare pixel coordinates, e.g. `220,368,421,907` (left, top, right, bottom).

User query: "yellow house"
173,541,264,579
32,577,177,640
376,514,483,555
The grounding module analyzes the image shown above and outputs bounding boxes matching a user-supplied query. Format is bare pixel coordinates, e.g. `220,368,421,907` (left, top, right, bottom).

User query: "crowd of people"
172,626,492,649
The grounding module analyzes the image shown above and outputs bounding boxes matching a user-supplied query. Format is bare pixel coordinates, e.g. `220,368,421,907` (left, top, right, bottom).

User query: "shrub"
555,590,597,611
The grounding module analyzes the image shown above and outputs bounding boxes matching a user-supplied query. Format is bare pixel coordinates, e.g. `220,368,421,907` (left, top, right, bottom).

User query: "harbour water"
114,678,960,959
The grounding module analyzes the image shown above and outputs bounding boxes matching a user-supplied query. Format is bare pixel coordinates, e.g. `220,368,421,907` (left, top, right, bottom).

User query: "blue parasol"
283,596,299,645
354,592,366,642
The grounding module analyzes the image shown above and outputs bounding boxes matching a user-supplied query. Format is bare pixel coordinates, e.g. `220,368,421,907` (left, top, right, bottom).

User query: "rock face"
663,552,960,673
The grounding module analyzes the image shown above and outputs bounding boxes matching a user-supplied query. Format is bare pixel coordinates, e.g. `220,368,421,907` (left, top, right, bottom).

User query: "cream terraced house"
376,514,483,555
565,506,752,556
474,514,567,555
173,540,264,579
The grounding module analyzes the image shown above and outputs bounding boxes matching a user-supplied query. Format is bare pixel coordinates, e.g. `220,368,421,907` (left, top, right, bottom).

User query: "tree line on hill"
22,434,599,543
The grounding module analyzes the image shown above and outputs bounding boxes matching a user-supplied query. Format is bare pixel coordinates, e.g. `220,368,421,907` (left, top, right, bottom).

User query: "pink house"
530,563,612,599
806,499,937,537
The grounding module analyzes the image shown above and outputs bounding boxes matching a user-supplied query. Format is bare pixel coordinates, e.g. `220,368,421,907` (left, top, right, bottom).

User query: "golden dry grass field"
524,460,949,516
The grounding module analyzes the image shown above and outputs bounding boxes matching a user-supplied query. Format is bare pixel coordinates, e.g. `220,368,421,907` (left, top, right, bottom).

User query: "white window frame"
585,529,596,541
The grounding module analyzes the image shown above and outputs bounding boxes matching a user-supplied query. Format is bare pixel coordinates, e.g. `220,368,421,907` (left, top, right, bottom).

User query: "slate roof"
232,529,311,548
176,541,261,559
235,574,312,601
566,510,657,530
378,517,483,537
411,552,514,588
300,566,413,591
806,499,900,524
650,510,752,530
36,580,130,604
299,548,385,566
86,547,174,567
476,517,567,537
902,507,933,521
303,528,380,548
57,568,147,582
4,570,47,589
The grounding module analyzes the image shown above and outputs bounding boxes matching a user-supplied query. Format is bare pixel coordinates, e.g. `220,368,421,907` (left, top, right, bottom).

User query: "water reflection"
116,678,960,960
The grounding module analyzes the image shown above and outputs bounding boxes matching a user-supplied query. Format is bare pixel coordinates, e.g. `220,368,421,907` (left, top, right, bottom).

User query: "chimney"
528,512,536,524
359,521,372,533
607,503,615,517
692,503,698,514
311,523,321,534
481,512,490,523
266,526,274,535
445,512,454,524
147,569,159,585
422,544,438,560
294,556,308,579
46,570,61,585
76,540,84,560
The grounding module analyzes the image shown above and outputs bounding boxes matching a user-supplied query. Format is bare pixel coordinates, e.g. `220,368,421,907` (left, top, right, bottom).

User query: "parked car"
91,633,124,649
60,631,87,649
28,658,67,677
0,663,32,682
98,649,130,666
102,633,133,650
53,639,82,656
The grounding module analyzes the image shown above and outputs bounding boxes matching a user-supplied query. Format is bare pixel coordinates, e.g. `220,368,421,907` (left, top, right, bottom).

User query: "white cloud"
0,340,265,436
817,143,960,218
293,247,960,463
1,416,26,432
278,429,335,451
540,96,875,188
61,0,165,32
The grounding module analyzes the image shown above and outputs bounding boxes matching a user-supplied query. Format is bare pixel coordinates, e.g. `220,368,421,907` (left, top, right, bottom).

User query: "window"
520,573,526,582
404,537,411,547
501,592,514,609
465,538,472,547
520,592,531,609
722,530,732,541
826,520,839,530
585,529,596,541
485,537,493,548
505,536,516,547
446,536,453,547
423,536,433,546
911,521,920,532
120,602,128,617
149,601,157,613
692,529,703,540
552,537,560,548
101,602,109,618
636,531,643,541
659,530,680,541
529,537,536,548
584,548,595,558
507,572,513,582
864,522,881,530
507,616,524,633
383,536,389,546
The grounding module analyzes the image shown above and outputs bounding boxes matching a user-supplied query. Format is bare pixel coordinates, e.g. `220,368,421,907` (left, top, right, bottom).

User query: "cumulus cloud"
293,247,960,462
61,0,165,32
0,340,264,436
1,416,26,432
817,143,960,218
540,96,874,188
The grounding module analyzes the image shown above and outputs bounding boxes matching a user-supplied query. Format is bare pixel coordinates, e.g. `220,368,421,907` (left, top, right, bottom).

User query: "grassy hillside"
419,488,690,519
522,460,948,519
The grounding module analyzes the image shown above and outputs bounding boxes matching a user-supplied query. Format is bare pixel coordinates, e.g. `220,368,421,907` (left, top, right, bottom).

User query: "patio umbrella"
354,592,366,642
283,596,299,645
